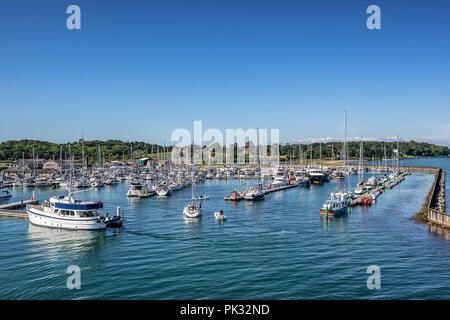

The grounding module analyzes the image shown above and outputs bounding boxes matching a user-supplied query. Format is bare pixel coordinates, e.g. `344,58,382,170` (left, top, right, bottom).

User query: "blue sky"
0,0,449,145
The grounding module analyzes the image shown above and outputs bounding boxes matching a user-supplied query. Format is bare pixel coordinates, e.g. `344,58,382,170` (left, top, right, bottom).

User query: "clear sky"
1,0,449,145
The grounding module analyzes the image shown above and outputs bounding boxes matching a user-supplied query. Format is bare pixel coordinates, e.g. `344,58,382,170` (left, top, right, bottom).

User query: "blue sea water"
0,158,449,299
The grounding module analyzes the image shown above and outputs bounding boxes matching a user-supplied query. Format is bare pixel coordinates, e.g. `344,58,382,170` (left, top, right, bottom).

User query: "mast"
97,145,101,166
319,142,322,171
32,148,35,176
59,146,63,173
343,111,347,191
299,145,303,168
81,131,85,169
130,144,133,163
396,133,400,172
358,141,363,182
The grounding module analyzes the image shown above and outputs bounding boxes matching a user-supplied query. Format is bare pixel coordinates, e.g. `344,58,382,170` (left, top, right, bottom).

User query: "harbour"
0,156,449,299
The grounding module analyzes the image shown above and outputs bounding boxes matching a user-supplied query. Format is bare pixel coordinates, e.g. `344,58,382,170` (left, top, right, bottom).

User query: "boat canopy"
55,200,103,210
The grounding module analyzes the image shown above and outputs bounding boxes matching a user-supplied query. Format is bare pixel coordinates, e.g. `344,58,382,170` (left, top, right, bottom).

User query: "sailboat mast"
319,142,322,171
343,111,347,191
397,134,400,171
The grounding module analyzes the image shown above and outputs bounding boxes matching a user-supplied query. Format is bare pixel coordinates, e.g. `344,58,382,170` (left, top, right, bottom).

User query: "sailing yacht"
244,184,265,200
183,170,202,218
155,182,172,196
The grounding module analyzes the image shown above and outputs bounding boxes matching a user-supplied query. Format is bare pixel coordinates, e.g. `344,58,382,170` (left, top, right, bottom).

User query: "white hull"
156,188,172,196
183,206,202,218
27,208,106,230
214,212,227,220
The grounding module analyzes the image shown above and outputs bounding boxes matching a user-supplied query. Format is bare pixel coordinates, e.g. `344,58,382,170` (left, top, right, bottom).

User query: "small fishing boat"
320,194,350,217
197,195,209,200
214,210,227,221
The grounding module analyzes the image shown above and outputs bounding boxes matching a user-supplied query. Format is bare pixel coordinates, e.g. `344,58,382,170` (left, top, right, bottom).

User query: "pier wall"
427,168,449,228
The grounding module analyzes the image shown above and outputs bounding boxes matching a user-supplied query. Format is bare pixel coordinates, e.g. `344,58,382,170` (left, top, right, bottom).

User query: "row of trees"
279,141,449,161
0,139,448,162
0,140,172,163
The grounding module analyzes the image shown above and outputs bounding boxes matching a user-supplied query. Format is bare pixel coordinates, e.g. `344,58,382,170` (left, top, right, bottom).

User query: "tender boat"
214,210,227,221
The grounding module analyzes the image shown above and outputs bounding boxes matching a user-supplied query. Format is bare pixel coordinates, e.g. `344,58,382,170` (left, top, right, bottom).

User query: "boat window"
79,211,94,217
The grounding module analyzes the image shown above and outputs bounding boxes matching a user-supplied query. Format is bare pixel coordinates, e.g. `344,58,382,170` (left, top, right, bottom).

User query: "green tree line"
0,139,448,162
0,140,171,163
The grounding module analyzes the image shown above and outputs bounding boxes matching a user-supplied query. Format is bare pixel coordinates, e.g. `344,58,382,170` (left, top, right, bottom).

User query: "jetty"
0,199,39,220
224,182,298,201
349,171,409,206
264,183,298,194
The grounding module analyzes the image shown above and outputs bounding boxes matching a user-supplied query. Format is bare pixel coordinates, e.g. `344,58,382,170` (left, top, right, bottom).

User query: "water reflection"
429,225,450,241
183,217,202,237
26,224,113,258
321,212,350,232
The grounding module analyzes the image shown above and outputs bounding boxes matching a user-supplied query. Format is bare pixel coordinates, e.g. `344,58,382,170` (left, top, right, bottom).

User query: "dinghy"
214,210,227,221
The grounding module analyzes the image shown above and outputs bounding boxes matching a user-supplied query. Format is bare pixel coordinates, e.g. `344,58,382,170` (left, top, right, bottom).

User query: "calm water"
0,158,449,299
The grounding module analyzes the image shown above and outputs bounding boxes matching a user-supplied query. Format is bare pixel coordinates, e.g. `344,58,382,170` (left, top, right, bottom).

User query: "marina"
0,157,449,299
